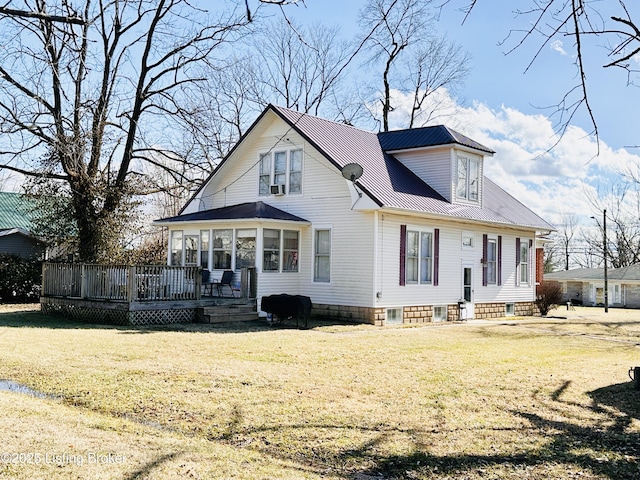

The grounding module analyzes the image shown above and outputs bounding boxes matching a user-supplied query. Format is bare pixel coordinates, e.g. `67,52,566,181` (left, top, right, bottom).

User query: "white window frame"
406,228,434,285
456,155,479,203
184,235,199,266
212,229,232,270
505,303,515,316
386,307,403,324
258,147,303,196
486,237,497,285
170,230,183,266
519,241,530,286
282,230,299,272
433,305,447,322
462,231,474,248
200,229,210,270
313,227,331,283
235,228,257,270
262,228,301,273
262,228,281,272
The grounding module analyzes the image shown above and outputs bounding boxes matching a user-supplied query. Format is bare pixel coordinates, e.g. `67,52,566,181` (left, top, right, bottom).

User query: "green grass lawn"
0,307,639,479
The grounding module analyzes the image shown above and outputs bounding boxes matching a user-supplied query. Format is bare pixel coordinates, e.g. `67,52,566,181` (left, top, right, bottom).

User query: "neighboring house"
155,105,554,325
0,192,45,259
545,265,640,308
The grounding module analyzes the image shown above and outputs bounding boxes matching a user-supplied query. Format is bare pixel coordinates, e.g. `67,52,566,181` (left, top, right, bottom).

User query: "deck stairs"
198,298,258,323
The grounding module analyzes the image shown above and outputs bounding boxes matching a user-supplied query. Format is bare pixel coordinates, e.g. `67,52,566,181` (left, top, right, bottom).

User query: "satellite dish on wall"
341,163,363,182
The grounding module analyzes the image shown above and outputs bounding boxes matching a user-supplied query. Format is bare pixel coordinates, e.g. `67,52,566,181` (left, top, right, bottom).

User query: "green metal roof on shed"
0,192,34,232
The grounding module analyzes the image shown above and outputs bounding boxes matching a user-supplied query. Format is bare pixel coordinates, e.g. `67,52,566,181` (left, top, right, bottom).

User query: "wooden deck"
40,263,258,325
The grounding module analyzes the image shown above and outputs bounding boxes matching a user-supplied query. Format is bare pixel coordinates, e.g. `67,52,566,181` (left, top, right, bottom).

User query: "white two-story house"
155,105,553,325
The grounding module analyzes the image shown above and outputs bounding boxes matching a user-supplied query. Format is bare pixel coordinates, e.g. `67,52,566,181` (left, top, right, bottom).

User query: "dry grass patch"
0,306,639,479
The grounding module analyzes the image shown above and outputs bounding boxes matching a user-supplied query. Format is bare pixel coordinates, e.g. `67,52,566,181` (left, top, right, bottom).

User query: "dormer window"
456,155,479,202
259,148,303,196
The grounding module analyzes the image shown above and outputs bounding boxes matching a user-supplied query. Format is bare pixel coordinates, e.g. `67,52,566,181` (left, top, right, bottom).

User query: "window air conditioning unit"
270,184,286,195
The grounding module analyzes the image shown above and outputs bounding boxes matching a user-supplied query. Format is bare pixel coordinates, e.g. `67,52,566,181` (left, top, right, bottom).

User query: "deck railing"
42,263,202,302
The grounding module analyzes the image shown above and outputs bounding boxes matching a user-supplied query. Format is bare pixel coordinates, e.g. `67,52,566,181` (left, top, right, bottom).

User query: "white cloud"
550,40,567,56
383,88,640,229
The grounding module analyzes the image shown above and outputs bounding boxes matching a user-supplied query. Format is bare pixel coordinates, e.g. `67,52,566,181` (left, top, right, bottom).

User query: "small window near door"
433,305,447,322
386,308,403,325
505,303,515,316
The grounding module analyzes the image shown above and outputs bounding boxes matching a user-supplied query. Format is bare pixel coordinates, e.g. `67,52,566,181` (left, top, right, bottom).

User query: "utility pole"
603,209,608,313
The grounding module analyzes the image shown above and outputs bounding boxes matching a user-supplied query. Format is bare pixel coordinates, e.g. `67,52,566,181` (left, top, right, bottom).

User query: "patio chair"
201,269,215,296
217,270,236,297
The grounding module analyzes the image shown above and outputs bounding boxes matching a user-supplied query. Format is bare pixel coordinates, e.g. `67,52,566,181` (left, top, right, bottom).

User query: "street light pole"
603,209,608,313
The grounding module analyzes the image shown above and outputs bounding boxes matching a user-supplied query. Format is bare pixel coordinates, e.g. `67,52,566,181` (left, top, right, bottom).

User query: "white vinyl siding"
392,148,452,201
378,216,537,307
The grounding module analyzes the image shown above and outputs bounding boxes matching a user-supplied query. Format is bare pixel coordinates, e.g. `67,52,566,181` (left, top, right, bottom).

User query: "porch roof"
155,201,310,225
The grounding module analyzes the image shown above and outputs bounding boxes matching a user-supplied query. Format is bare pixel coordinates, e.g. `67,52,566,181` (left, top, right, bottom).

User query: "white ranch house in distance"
545,265,640,309
155,105,553,325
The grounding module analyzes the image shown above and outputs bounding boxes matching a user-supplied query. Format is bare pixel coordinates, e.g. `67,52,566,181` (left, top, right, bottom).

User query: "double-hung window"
235,229,256,269
486,238,497,284
212,229,232,270
406,230,433,284
283,230,299,272
456,155,479,202
314,229,331,282
263,229,281,272
200,230,209,269
184,235,199,265
170,230,183,266
519,240,529,285
259,148,303,196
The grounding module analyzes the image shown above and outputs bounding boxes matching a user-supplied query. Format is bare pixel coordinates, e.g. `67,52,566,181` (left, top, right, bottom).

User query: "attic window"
456,155,479,202
259,148,303,196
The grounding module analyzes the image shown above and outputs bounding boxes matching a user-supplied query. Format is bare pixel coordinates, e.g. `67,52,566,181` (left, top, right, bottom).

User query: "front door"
461,266,475,320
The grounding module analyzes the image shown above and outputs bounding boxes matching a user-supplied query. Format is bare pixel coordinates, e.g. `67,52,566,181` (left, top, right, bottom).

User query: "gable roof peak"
268,104,375,136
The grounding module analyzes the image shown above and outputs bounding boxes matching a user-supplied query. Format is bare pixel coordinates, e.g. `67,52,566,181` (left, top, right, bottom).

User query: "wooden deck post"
127,266,136,302
80,264,87,299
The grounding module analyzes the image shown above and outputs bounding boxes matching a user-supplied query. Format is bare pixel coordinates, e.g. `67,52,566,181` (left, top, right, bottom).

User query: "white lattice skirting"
41,298,197,326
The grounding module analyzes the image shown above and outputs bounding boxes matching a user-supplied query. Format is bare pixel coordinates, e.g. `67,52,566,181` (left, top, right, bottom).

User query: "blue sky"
285,0,640,231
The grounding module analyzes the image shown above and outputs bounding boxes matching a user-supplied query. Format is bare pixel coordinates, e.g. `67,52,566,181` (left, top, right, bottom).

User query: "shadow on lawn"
217,381,640,480
355,381,639,479
0,309,358,334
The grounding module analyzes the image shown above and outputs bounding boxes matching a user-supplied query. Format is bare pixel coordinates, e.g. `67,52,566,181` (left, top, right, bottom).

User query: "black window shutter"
433,228,440,286
497,235,503,286
515,237,521,286
482,234,488,286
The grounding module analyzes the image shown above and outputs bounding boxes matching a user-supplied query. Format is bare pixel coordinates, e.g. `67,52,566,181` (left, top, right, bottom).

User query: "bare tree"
584,182,640,268
403,36,471,127
0,1,254,261
460,0,640,146
558,213,578,270
360,0,432,131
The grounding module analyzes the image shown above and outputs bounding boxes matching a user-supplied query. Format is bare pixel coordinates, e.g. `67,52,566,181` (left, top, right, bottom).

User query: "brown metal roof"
272,105,553,231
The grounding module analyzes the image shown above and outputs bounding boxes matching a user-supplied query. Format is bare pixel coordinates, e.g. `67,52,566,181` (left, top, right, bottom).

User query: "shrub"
0,254,42,303
535,281,563,316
